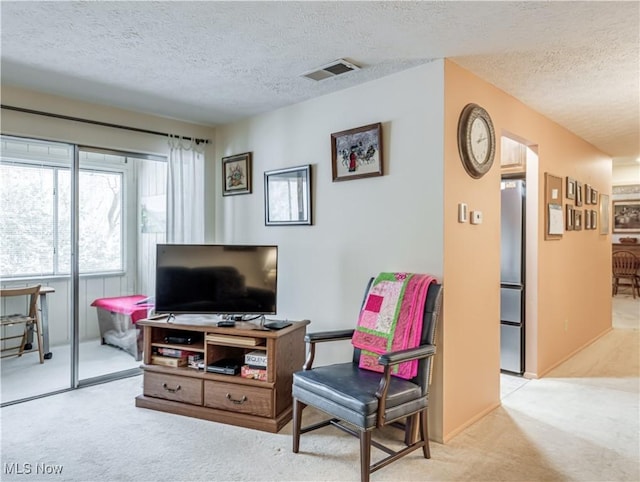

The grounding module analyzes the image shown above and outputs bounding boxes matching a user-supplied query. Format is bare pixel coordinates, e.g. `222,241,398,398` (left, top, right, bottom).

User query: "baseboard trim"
535,326,613,379
442,400,501,443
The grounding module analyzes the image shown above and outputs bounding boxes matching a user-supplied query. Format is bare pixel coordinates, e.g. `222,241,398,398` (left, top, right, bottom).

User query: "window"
0,137,124,278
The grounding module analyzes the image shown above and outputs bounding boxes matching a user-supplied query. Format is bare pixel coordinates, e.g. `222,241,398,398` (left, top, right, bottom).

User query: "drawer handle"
226,393,247,405
162,382,181,393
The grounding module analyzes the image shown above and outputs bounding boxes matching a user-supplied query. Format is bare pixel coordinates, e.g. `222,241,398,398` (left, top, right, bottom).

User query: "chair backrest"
612,251,639,276
0,285,41,321
352,279,443,394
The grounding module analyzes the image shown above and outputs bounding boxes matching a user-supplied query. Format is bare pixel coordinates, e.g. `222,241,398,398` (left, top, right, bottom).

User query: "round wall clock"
457,103,496,179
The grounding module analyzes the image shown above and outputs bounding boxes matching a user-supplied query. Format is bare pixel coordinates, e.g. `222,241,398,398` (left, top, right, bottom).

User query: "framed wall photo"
574,210,582,231
612,200,640,233
575,181,583,206
591,210,598,230
585,184,592,205
331,123,383,182
566,177,576,200
566,204,574,230
599,193,610,234
264,164,312,226
591,188,598,205
585,209,592,229
222,152,252,196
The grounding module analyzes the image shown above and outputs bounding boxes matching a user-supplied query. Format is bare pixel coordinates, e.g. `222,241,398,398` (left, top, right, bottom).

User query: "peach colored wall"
442,60,612,440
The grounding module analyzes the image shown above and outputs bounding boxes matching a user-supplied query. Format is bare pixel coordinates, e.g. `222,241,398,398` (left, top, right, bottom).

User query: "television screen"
155,244,277,315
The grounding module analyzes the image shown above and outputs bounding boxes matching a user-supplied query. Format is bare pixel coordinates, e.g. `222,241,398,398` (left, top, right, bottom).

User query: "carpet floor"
1,296,638,481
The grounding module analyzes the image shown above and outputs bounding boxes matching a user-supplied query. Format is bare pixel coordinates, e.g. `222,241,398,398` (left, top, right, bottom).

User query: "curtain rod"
0,104,210,145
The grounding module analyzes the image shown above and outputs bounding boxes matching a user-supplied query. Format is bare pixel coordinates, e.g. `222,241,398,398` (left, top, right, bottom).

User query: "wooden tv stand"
135,317,309,433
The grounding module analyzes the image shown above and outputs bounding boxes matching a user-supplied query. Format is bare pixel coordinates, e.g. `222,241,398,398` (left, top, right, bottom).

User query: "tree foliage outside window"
1,162,123,278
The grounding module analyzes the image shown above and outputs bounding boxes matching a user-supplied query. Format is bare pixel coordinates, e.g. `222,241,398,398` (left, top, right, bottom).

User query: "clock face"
470,117,489,164
457,103,495,179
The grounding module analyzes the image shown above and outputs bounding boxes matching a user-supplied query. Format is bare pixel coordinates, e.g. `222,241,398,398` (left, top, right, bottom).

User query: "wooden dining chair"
0,285,45,363
612,251,640,299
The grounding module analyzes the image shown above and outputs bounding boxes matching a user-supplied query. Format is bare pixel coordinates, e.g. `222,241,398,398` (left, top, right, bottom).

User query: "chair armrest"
305,329,354,344
375,344,437,427
378,344,436,367
302,329,355,370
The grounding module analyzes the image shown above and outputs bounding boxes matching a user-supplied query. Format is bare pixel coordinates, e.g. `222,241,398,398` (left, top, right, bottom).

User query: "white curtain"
167,136,205,244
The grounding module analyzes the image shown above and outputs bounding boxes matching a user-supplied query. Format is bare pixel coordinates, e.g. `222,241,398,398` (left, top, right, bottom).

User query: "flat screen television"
155,244,277,315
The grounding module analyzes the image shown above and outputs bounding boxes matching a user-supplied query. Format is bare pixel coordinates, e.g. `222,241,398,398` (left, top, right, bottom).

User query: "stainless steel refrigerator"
500,179,525,374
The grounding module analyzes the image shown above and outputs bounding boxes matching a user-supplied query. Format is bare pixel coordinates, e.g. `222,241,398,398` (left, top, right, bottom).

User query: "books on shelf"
151,355,188,368
244,350,267,368
153,347,199,358
205,334,263,346
241,365,267,381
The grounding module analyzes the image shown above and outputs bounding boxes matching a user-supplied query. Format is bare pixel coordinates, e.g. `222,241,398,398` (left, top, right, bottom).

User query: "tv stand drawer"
144,372,203,405
204,380,272,417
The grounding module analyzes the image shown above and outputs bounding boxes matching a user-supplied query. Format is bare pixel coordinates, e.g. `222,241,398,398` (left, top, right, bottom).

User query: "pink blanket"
91,295,151,324
351,273,435,380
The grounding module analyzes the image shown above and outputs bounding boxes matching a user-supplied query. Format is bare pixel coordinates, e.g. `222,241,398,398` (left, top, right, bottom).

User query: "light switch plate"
458,203,468,223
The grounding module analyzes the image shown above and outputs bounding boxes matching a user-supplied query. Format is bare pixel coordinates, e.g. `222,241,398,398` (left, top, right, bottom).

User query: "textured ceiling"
1,1,638,161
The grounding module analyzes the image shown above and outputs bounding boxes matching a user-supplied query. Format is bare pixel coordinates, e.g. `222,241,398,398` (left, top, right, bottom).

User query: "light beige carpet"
1,298,638,481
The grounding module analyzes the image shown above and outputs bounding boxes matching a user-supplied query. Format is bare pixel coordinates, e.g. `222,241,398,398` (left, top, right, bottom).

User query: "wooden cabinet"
135,318,309,433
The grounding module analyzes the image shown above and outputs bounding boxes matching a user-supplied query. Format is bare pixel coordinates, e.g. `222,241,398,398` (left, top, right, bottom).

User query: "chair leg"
292,398,303,453
359,430,371,482
34,318,44,364
421,409,431,459
18,325,28,357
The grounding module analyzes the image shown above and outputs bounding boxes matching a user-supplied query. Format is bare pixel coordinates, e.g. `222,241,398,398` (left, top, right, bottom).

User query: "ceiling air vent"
302,59,361,81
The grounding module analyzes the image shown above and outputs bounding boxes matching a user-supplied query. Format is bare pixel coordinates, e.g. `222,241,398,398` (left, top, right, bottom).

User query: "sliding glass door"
1,136,166,404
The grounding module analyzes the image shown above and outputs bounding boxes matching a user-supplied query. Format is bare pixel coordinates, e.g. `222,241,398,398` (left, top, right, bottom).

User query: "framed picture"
591,210,598,230
331,123,383,182
585,209,592,229
264,164,312,226
566,177,576,200
566,204,574,230
599,193,610,235
585,184,592,205
612,200,640,233
591,188,598,205
575,181,583,206
222,152,252,196
574,210,582,231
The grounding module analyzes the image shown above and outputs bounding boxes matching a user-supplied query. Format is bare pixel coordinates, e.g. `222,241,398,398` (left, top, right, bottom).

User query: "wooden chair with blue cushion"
292,274,443,482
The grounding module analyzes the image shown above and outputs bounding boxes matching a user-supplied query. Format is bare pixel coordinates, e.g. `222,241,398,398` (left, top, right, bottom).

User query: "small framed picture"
331,123,383,182
264,164,312,226
566,177,575,200
599,194,610,234
591,188,598,205
575,181,583,207
574,210,582,230
585,184,592,205
566,204,574,231
591,210,598,230
585,209,592,229
222,152,252,196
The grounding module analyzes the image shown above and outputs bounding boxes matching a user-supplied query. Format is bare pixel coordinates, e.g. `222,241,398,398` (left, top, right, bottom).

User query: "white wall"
214,62,445,365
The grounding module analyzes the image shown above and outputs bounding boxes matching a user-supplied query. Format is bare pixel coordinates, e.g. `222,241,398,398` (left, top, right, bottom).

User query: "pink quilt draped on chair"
351,273,436,380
